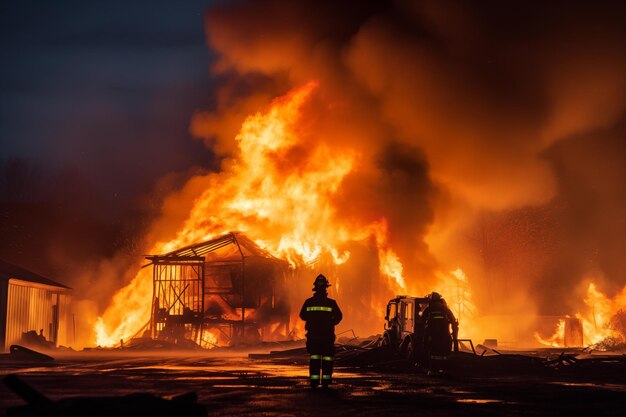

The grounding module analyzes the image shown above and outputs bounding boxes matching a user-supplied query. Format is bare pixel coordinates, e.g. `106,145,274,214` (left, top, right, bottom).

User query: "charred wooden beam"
145,255,205,265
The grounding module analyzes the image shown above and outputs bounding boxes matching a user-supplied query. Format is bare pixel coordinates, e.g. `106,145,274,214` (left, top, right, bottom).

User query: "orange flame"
535,282,626,348
535,319,566,348
96,82,413,346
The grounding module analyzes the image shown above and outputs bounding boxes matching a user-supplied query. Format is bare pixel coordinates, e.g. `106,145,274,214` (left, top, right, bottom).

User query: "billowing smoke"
184,0,625,338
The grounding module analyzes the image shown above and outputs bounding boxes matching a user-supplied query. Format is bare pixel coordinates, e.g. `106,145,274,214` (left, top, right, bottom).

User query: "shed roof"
148,232,287,265
0,259,71,289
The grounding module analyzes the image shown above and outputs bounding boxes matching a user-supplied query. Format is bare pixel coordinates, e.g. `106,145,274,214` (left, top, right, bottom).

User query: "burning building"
145,232,290,347
0,260,73,351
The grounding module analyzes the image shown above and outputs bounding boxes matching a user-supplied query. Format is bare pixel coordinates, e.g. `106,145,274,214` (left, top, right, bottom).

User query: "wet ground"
1,352,625,416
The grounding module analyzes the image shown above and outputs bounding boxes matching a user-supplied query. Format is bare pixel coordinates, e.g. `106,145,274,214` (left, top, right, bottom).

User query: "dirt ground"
1,351,625,416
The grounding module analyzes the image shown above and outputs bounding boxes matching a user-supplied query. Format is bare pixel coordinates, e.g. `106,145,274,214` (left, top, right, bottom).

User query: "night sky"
1,0,216,213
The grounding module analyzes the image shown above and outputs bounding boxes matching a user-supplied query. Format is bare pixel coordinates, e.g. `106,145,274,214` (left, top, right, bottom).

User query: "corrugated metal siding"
5,283,69,349
56,293,72,347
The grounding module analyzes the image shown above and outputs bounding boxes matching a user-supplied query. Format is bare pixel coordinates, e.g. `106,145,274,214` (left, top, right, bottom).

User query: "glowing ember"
202,331,219,347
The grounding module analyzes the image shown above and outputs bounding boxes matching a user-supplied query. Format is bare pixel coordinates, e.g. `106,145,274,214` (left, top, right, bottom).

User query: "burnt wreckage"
145,232,291,347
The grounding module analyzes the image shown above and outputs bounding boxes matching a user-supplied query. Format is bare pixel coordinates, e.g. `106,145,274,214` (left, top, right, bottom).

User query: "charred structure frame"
146,232,290,347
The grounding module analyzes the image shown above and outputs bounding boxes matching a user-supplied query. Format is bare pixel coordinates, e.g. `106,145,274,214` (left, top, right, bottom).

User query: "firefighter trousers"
309,354,334,387
426,332,451,372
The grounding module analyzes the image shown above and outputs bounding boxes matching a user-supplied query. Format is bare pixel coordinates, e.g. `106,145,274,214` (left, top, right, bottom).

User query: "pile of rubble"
248,336,626,378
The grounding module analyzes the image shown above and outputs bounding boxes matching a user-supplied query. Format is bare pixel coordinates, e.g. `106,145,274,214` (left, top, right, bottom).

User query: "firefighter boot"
321,355,334,388
309,355,322,388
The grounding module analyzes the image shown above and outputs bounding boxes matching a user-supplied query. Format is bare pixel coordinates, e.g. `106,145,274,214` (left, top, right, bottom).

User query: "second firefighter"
422,291,458,375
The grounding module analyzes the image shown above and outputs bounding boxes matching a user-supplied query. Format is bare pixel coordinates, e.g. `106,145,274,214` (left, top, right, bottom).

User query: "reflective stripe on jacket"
299,294,342,339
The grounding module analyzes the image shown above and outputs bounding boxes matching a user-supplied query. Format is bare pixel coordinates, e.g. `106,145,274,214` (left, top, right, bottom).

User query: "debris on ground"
0,345,54,363
3,374,207,417
248,336,626,379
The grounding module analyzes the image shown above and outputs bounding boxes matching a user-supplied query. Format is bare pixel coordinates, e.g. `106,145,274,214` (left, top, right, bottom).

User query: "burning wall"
94,1,626,347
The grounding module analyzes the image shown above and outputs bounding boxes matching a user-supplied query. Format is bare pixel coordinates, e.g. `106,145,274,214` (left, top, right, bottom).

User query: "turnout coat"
299,293,343,354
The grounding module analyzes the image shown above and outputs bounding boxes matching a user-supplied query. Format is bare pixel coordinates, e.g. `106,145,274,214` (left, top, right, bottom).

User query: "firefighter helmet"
429,291,442,302
312,274,331,290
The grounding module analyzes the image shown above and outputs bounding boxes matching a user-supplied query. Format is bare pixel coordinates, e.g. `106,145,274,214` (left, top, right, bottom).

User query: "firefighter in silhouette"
422,292,458,375
299,274,343,388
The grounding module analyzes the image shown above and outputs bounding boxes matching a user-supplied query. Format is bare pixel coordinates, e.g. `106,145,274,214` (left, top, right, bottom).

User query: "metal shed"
0,260,72,352
145,232,291,347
